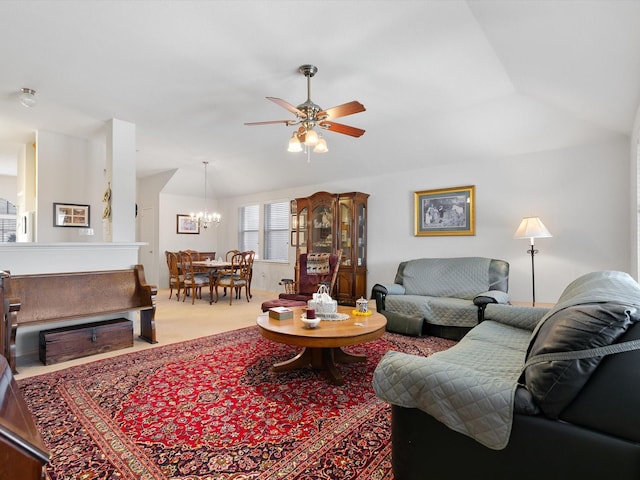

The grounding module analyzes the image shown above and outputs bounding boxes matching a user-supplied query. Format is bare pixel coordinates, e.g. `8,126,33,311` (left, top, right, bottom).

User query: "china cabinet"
293,191,369,306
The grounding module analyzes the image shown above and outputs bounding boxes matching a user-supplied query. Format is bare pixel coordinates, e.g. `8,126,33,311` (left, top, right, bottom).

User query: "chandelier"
190,161,221,229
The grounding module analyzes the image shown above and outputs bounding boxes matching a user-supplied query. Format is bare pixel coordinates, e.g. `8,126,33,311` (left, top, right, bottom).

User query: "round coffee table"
256,306,387,386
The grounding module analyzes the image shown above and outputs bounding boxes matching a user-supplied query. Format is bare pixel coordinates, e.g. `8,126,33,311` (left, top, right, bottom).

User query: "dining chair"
166,251,184,301
230,250,255,300
225,249,240,261
212,252,250,305
179,250,209,304
242,250,256,299
221,249,241,297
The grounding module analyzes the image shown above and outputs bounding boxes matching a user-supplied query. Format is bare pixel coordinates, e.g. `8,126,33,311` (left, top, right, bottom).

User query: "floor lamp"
514,216,552,306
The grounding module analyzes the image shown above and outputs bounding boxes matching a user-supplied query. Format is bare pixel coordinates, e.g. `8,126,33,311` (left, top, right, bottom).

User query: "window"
238,204,259,253
264,201,289,261
0,198,17,243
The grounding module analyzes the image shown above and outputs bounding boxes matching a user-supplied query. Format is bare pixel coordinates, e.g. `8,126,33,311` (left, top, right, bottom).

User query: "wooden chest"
39,318,133,365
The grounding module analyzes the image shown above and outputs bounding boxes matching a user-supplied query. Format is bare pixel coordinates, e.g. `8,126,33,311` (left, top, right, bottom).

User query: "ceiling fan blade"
317,101,366,121
297,126,306,143
267,97,306,117
244,120,292,126
319,121,365,138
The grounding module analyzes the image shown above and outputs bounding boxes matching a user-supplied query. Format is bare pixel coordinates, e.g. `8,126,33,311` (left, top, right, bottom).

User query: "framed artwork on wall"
176,214,200,234
414,185,475,236
53,203,90,227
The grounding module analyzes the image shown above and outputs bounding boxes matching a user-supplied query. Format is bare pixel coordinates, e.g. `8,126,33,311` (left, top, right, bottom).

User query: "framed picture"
176,214,200,234
414,185,475,236
53,203,90,227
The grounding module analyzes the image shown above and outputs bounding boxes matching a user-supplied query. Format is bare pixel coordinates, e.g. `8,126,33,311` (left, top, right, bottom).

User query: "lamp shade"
514,216,552,240
313,137,328,153
303,128,318,146
287,133,302,152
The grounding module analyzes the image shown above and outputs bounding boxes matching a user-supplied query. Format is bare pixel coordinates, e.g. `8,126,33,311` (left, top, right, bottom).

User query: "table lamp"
514,216,552,306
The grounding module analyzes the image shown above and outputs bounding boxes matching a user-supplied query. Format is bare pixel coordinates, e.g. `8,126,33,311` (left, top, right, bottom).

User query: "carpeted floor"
19,326,455,479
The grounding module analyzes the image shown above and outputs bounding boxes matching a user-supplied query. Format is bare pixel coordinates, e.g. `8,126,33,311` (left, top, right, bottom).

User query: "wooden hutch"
292,191,369,306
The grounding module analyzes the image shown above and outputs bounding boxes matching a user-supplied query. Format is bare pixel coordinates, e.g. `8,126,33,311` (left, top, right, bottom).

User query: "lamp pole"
527,238,538,306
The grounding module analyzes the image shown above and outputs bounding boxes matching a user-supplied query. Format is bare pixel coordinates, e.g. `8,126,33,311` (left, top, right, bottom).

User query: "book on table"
269,307,293,320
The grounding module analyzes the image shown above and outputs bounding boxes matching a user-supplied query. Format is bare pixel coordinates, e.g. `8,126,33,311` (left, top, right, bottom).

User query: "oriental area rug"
18,326,455,479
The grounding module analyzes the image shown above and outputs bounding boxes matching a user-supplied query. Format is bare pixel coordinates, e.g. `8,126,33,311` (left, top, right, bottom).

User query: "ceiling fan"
245,64,366,153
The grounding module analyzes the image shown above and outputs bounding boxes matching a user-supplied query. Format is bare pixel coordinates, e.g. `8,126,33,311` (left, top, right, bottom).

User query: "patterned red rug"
19,326,455,479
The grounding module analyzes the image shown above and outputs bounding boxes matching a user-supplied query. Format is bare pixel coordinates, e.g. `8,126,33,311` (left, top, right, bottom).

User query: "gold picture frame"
414,185,475,236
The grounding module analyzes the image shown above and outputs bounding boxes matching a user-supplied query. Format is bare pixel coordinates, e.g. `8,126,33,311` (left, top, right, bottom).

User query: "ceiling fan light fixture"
245,64,366,159
19,87,37,108
287,133,303,152
314,136,328,153
303,128,318,146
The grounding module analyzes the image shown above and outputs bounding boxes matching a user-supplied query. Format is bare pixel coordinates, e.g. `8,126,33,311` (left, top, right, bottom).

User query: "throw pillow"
523,302,639,418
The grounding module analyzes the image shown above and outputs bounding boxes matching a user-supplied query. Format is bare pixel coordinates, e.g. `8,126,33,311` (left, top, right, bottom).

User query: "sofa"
371,257,510,339
373,270,640,480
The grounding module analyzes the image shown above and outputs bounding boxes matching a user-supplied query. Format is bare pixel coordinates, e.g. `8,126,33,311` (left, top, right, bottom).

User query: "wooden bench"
1,265,157,374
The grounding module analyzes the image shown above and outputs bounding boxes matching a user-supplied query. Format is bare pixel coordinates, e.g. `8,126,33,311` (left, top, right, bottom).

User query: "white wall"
0,175,17,204
4,128,632,306
156,192,222,287
215,138,630,304
36,130,106,242
137,169,175,285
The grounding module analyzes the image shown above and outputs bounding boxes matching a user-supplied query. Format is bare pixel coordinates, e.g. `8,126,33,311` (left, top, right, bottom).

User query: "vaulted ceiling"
1,1,639,197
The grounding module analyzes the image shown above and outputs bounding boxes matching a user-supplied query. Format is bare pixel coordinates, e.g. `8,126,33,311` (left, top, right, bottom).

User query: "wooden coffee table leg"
332,347,366,365
272,348,313,372
271,347,367,386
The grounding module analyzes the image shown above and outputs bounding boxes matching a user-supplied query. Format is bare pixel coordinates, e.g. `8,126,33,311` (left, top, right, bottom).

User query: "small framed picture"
177,214,200,234
414,185,475,236
53,203,90,227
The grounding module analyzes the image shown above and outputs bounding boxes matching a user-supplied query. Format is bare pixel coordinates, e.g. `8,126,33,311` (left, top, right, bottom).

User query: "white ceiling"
1,1,639,197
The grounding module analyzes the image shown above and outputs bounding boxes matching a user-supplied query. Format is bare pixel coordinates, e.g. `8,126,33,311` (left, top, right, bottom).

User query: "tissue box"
307,298,337,315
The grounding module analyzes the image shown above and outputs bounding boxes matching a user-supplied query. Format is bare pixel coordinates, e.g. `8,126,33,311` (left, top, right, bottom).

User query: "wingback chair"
279,250,342,302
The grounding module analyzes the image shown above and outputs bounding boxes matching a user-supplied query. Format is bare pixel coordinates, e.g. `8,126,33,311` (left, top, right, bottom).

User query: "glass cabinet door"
310,204,333,253
339,198,353,266
357,202,366,267
296,206,308,253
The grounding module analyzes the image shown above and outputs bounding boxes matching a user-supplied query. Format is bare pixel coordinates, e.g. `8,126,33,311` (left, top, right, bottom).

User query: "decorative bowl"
301,316,321,329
